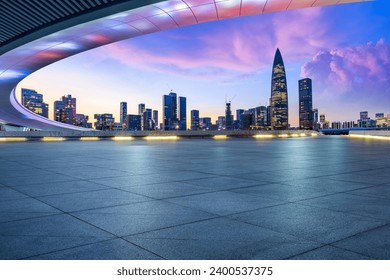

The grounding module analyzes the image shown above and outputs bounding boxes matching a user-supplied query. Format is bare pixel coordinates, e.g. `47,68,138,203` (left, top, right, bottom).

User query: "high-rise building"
236,109,244,125
200,117,211,130
217,116,226,130
163,95,172,130
248,108,257,128
358,111,375,128
313,108,319,130
126,114,141,131
94,113,114,130
120,102,127,124
138,103,145,116
270,48,288,130
299,78,313,130
190,110,200,130
142,108,153,130
178,96,187,130
319,114,329,129
256,106,268,129
162,92,178,130
54,95,76,125
375,113,388,128
266,105,271,127
376,113,385,119
225,102,233,130
21,88,49,118
75,114,92,128
360,111,369,121
170,92,178,123
152,110,158,130
241,111,254,130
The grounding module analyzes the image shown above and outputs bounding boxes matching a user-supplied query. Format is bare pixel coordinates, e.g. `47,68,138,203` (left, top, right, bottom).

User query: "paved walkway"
1,136,390,259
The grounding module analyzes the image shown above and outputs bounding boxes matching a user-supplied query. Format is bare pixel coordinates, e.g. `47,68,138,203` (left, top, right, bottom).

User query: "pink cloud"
301,38,390,103
271,7,333,60
98,7,336,81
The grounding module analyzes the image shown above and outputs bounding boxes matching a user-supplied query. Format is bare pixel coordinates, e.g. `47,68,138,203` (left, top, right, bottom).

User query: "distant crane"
225,94,236,104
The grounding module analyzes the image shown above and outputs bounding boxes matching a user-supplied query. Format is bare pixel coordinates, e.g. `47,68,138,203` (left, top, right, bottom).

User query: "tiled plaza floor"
1,136,390,259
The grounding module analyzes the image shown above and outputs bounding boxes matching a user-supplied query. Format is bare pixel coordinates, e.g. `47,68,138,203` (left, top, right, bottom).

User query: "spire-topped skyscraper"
270,48,288,130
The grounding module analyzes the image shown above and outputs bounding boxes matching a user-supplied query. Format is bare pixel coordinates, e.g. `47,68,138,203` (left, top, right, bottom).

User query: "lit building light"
112,136,134,141
79,137,100,141
349,134,390,141
0,137,28,142
41,137,65,141
144,136,178,140
254,134,274,138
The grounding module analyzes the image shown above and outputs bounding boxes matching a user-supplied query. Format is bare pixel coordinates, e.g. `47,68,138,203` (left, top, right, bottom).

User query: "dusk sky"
18,0,390,127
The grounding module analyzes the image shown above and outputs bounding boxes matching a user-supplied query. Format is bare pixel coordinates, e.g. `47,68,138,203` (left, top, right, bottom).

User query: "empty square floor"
1,136,390,260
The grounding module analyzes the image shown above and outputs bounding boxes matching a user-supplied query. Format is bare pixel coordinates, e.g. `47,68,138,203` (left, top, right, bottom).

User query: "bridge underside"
0,0,369,131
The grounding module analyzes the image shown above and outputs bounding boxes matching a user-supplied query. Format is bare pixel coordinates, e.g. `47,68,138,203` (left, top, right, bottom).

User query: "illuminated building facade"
270,48,288,130
178,96,187,131
142,108,153,131
225,102,233,130
120,102,127,124
191,110,200,130
200,117,211,130
54,95,76,125
299,78,313,130
152,110,158,130
94,113,114,130
256,106,268,129
75,114,92,128
126,114,141,131
163,92,179,130
21,88,49,118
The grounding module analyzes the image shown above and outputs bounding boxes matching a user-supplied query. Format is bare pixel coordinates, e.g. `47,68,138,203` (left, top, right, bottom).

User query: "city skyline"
16,1,390,127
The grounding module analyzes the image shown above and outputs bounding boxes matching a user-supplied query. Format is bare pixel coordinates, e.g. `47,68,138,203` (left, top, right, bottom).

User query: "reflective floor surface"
1,136,390,259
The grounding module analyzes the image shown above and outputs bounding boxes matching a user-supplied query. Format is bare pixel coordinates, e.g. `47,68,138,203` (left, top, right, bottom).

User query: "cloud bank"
301,39,390,103
101,7,332,81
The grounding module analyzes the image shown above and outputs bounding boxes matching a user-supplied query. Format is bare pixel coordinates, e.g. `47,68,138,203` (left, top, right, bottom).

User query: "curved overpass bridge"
0,0,370,131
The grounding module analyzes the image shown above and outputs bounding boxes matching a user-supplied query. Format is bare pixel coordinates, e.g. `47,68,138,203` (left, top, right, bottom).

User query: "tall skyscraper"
270,48,288,130
126,114,141,131
217,116,226,130
138,103,145,116
120,102,127,124
190,110,199,130
241,111,254,130
162,92,178,130
142,108,152,130
313,108,319,130
21,88,49,118
178,96,187,130
236,109,244,125
54,94,76,125
225,102,233,130
299,78,313,130
152,110,158,129
256,106,268,129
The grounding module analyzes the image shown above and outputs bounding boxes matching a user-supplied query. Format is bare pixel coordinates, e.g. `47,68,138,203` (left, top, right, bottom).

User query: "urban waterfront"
1,136,390,260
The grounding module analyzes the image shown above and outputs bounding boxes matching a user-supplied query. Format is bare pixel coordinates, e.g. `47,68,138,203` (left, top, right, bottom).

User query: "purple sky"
19,0,390,126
